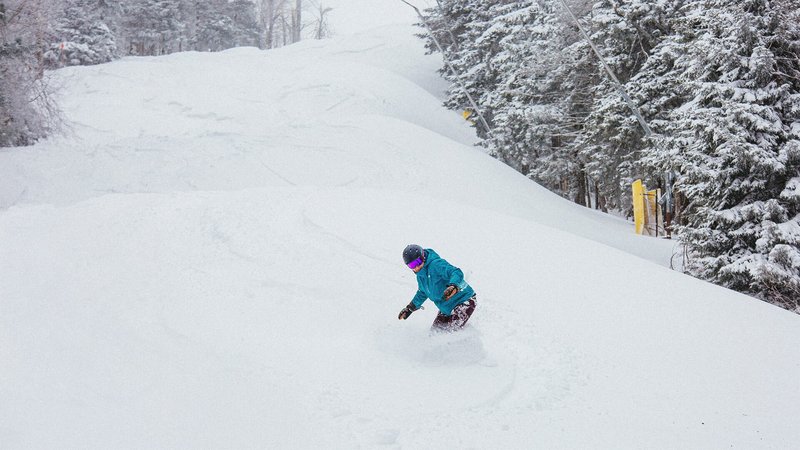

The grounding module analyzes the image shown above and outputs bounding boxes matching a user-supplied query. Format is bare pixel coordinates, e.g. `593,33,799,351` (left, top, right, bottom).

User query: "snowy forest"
417,0,800,312
1,0,799,312
1,0,330,146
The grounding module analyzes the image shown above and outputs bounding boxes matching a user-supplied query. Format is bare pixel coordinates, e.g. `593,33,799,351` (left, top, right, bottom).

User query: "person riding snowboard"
398,244,476,333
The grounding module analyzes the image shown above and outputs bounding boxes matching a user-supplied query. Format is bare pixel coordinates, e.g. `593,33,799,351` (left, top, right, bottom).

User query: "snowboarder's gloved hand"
398,302,417,320
443,284,459,300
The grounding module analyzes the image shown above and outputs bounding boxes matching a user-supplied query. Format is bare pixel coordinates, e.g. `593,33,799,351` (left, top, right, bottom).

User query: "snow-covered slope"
2,2,799,448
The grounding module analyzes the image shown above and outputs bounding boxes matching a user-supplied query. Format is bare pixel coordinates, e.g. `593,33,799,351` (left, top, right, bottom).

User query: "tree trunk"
574,165,587,207
292,0,302,43
261,0,277,49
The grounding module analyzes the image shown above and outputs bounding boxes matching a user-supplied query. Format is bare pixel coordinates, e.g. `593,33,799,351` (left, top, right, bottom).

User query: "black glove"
398,302,417,320
443,284,459,300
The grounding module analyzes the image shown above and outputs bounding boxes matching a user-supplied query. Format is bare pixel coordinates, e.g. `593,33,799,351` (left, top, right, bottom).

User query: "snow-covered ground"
2,1,799,448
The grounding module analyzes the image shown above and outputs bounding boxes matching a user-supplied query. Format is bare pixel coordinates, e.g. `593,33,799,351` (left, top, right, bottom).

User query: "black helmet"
403,244,425,265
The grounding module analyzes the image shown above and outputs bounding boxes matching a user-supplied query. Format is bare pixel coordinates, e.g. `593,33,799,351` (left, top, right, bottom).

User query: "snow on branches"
419,0,800,312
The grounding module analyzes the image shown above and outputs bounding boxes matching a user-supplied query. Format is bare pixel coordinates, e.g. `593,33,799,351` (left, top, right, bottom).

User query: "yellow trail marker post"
632,179,645,235
632,180,665,236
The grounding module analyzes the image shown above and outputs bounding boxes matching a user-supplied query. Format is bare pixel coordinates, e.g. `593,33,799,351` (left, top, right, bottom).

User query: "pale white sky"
321,0,430,35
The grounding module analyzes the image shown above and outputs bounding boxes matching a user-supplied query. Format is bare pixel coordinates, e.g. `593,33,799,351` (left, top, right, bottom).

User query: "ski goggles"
407,257,424,269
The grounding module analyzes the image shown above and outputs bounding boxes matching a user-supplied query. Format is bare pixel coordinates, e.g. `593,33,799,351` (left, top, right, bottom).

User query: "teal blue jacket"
410,249,475,315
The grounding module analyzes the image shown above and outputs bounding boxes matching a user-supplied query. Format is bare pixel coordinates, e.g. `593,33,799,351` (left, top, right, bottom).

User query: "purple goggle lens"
407,257,423,269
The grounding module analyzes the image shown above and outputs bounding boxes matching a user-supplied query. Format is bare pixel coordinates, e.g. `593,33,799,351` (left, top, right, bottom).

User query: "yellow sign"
462,110,475,125
633,180,664,236
632,179,645,234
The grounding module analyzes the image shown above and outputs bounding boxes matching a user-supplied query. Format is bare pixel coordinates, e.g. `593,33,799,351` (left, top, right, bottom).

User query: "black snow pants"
431,296,476,333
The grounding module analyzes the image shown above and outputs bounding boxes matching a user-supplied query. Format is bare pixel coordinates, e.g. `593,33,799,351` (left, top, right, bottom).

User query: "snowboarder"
398,244,477,333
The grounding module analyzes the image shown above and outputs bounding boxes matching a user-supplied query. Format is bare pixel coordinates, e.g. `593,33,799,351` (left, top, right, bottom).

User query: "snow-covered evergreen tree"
188,0,260,51
190,0,235,51
420,0,799,311
421,0,509,140
639,0,800,310
122,0,183,56
45,0,118,67
488,0,591,198
421,0,591,199
579,0,679,212
227,0,260,48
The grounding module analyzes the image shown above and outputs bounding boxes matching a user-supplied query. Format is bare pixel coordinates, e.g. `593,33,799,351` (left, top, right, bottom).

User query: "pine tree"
225,0,260,48
422,0,582,192
122,0,183,56
487,0,585,194
641,0,800,310
580,0,679,212
421,0,511,139
45,0,118,67
419,0,800,311
485,0,602,205
189,0,259,52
